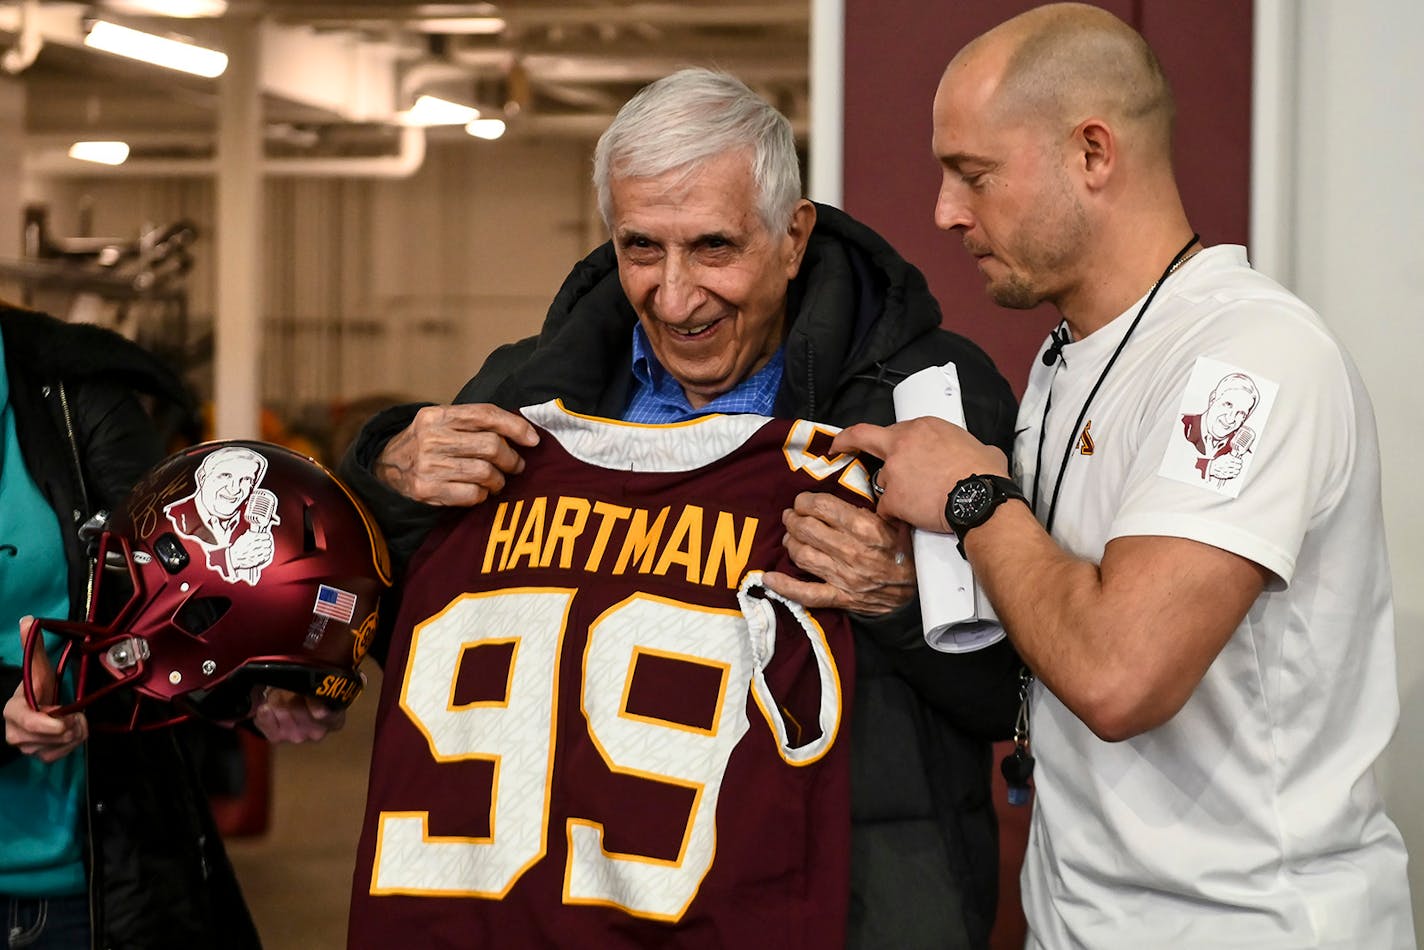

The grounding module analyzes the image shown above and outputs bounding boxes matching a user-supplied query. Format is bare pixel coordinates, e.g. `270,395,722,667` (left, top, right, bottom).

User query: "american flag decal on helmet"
314,584,358,623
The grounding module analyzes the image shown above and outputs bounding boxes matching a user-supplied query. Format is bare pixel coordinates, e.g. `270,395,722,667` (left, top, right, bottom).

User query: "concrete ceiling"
3,0,810,170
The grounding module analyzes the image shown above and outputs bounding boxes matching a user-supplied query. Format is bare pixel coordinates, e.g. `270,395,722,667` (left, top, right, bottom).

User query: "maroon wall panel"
843,0,1252,396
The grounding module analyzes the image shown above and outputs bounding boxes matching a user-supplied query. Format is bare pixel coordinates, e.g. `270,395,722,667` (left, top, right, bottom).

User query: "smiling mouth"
666,318,723,339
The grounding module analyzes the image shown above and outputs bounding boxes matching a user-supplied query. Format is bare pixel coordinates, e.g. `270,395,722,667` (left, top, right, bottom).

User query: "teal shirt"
0,331,86,897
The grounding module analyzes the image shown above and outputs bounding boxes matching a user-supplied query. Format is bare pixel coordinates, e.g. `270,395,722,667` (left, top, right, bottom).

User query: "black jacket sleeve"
336,335,544,571
71,378,168,510
337,401,439,569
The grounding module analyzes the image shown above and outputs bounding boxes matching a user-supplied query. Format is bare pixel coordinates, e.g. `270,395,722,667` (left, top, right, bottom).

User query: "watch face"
949,478,993,525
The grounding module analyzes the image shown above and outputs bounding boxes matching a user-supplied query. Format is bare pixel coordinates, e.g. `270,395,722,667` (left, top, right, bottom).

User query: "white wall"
25,137,597,416
1255,0,1424,927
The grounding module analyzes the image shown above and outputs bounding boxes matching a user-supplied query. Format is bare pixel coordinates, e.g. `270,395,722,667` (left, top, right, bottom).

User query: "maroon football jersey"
349,400,873,949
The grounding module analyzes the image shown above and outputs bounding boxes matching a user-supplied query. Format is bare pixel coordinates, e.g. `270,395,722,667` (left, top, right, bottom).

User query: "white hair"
593,68,802,233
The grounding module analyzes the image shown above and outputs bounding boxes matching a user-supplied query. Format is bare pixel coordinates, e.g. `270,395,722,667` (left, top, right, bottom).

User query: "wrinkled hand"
761,493,916,614
4,617,88,763
251,687,347,743
832,418,1008,532
375,403,540,506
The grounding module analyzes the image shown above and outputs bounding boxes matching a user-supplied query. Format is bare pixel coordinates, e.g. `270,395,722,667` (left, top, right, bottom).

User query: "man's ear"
1074,118,1116,191
784,199,817,278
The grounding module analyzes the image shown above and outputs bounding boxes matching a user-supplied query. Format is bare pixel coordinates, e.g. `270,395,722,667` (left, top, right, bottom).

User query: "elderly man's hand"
376,403,540,506
251,687,347,743
4,617,88,763
761,493,916,615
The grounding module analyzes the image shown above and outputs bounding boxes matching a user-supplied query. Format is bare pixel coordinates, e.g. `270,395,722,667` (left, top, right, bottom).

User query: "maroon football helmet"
24,440,392,730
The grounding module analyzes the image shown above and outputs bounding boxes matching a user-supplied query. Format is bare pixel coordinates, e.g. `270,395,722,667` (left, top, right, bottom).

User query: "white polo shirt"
1013,246,1414,949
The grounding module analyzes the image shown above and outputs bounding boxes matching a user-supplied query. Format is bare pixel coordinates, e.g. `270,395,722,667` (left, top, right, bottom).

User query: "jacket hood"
788,202,945,386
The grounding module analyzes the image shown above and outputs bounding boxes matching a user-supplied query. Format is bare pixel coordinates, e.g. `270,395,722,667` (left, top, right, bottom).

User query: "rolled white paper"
891,363,1005,653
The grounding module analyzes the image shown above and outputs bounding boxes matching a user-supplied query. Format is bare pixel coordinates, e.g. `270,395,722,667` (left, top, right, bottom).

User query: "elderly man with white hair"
339,68,1019,949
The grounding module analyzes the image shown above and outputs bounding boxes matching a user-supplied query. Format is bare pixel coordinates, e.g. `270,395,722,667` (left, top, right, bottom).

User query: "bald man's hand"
375,403,540,507
831,418,1008,532
761,493,915,615
4,617,88,763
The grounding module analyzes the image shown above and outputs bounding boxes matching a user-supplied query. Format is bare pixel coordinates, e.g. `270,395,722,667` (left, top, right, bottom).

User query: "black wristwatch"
945,474,1026,558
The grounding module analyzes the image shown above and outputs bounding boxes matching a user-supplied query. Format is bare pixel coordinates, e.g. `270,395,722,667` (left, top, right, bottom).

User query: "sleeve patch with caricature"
1158,357,1279,498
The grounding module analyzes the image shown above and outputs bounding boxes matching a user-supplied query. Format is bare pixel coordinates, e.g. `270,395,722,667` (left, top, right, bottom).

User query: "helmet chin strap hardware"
79,511,111,554
104,637,149,671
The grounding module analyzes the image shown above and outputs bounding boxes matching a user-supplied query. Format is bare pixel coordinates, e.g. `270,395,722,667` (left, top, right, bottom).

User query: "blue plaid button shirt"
623,323,784,423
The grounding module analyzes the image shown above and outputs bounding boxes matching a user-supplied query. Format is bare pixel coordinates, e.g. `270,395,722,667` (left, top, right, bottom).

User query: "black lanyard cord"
1033,233,1200,535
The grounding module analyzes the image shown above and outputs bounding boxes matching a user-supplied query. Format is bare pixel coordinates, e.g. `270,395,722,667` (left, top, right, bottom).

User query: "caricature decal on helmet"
23,440,392,731
163,444,278,585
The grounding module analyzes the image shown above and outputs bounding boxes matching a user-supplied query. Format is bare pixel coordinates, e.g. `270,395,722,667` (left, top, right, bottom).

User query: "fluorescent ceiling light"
398,95,480,127
413,18,506,35
68,141,131,166
465,118,507,141
102,1,229,15
84,20,228,78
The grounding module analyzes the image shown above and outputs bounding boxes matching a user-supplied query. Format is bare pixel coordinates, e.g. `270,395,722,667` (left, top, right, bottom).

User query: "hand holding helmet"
4,616,89,760
251,685,350,743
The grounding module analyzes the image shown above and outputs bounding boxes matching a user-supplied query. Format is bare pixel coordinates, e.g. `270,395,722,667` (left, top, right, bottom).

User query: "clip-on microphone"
1042,324,1071,367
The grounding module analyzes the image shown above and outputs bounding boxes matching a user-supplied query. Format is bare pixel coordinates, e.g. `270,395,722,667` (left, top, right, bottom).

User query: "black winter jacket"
342,203,1021,948
0,307,260,950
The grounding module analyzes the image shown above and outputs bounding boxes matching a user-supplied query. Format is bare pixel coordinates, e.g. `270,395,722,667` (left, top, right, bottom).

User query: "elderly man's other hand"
375,403,540,506
251,687,347,743
761,493,916,615
4,617,88,763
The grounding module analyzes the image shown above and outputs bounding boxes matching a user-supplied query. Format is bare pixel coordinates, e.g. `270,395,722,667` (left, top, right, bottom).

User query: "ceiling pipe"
513,111,807,140
283,3,805,29
25,123,427,178
490,52,806,85
1,0,44,74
